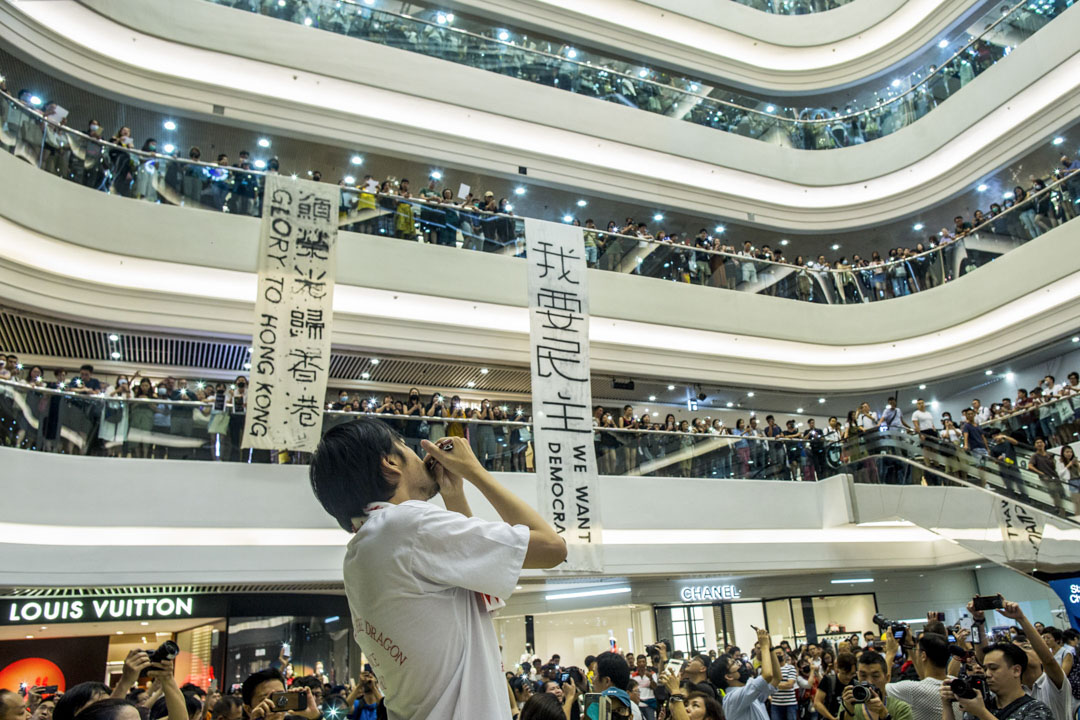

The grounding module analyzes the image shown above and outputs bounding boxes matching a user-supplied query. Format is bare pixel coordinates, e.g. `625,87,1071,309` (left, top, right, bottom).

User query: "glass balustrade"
202,0,1071,150
832,427,1080,520
730,0,855,13
5,379,1076,519
979,390,1080,449
5,88,1078,306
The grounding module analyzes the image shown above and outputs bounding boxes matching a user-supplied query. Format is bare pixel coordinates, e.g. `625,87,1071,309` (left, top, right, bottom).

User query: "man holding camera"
344,672,382,720
309,418,567,720
885,630,951,720
840,653,913,720
940,643,1052,720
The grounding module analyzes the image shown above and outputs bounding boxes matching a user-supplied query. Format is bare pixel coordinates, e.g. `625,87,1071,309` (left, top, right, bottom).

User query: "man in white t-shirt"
885,631,950,720
911,399,937,438
972,399,991,426
632,655,658,720
985,600,1074,720
309,418,567,720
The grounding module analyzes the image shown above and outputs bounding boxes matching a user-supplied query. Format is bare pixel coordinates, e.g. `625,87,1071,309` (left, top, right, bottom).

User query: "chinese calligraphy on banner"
525,218,603,573
243,175,338,452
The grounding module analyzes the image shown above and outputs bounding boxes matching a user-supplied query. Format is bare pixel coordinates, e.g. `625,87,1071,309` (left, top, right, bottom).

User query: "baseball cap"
586,688,633,719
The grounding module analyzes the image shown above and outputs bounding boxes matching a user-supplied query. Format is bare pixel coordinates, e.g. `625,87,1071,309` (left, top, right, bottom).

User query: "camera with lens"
139,640,179,677
949,675,987,700
850,681,876,704
872,613,908,640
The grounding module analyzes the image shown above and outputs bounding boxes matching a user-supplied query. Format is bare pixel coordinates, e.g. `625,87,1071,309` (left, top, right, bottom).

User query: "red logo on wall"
0,658,67,692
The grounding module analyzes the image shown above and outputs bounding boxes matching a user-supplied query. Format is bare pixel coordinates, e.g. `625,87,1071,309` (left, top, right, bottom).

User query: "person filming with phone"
309,418,567,720
708,627,781,720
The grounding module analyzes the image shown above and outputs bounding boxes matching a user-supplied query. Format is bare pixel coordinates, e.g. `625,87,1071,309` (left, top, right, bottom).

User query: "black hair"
1041,627,1063,643
80,364,94,372
150,693,202,720
584,655,597,667
290,677,321,693
179,685,204,698
210,697,242,720
54,682,112,720
687,690,724,720
596,651,630,693
925,620,948,637
984,643,1028,673
520,693,564,720
309,418,405,531
1063,628,1079,643
73,700,138,720
241,669,285,707
707,653,736,690
917,633,950,668
857,651,889,674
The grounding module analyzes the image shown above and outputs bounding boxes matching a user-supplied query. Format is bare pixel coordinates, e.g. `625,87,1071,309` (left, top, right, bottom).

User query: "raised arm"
422,438,567,568
1000,600,1065,688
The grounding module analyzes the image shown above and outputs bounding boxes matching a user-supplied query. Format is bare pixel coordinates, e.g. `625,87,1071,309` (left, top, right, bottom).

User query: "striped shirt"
773,664,799,706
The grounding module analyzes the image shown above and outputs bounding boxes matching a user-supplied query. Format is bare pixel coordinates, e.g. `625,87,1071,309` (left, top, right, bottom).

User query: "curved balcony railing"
4,88,1078,306
730,0,855,13
3,379,1076,522
203,0,1069,150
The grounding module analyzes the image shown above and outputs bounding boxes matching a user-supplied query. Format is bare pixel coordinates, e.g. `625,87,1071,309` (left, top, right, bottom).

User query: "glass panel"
729,0,855,14
199,0,1070,150
765,598,797,647
224,614,353,688
5,80,1076,306
729,602,767,656
810,594,876,640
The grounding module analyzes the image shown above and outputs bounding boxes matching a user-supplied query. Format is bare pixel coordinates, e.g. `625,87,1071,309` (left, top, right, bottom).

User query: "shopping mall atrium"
1,0,1080,718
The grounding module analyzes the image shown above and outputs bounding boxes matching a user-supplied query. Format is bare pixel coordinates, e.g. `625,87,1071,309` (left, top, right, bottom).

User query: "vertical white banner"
244,175,338,452
525,218,603,572
996,499,1044,566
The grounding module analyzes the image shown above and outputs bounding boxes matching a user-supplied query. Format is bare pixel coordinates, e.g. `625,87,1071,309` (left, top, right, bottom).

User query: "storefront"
654,586,877,656
0,590,355,691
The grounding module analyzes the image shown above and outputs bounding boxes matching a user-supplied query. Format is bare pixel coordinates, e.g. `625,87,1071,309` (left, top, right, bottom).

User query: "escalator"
830,430,1080,578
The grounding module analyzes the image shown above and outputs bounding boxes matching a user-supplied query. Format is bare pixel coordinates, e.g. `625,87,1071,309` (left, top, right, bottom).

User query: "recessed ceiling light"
257,138,271,148
466,381,476,387
1073,336,1080,343
938,39,949,49
1052,137,1065,146
667,385,675,390
253,160,267,169
649,395,656,401
350,155,364,165
653,213,664,222
514,187,526,195
162,120,177,131
919,384,927,390
831,244,840,250
140,621,150,626
110,351,121,360
480,368,489,374
985,369,993,375
1004,372,1015,381
726,402,734,408
162,143,175,154
498,31,510,41
116,631,125,635
714,225,725,234
360,372,370,379
796,407,804,413
765,105,775,113
370,358,380,365
108,333,119,342
977,184,988,192
913,223,924,231
562,215,573,223
576,199,587,207
343,175,355,185
747,392,755,397
780,239,789,246
818,398,826,403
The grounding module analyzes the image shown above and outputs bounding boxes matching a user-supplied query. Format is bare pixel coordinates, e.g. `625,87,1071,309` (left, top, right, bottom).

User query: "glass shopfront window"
656,593,877,652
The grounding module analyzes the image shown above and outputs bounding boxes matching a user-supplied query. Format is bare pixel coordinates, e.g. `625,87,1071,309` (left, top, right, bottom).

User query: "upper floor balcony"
6,0,1079,231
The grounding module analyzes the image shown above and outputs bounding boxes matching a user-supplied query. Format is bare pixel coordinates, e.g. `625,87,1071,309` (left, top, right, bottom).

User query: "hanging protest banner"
525,218,603,572
243,175,338,452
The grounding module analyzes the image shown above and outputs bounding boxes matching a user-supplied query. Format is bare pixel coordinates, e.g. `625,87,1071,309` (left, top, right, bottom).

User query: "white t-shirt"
911,410,936,433
632,671,655,701
1031,672,1074,720
886,677,943,720
343,500,530,720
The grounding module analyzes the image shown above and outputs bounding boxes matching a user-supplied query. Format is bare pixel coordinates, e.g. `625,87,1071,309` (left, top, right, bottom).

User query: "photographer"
709,627,781,720
309,418,565,719
344,672,382,720
840,653,912,720
885,629,951,720
940,643,1051,720
241,669,320,720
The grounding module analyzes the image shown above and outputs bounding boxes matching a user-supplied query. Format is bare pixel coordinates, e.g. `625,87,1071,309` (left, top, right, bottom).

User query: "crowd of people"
8,595,1073,720
3,354,1080,514
206,0,1050,150
4,67,1080,306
